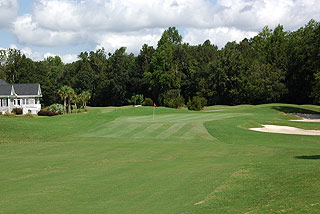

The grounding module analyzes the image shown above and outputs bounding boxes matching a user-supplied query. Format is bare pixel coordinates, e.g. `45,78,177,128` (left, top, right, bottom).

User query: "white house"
0,79,42,114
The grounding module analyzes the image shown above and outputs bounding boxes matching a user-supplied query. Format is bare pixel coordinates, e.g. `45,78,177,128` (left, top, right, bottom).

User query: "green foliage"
58,86,75,114
46,103,64,114
246,62,287,104
24,112,34,118
142,97,153,106
78,90,91,108
187,96,207,111
129,94,144,106
38,110,59,116
3,112,15,117
0,21,319,106
163,96,185,109
12,108,22,115
163,89,185,108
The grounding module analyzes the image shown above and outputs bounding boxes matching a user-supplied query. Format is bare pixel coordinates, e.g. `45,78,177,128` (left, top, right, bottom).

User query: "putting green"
80,113,249,140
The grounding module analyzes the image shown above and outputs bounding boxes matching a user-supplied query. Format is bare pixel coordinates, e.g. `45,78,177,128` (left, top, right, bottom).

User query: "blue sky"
0,0,319,63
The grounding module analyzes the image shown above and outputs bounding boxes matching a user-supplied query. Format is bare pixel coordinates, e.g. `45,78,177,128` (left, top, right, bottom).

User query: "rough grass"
0,104,320,213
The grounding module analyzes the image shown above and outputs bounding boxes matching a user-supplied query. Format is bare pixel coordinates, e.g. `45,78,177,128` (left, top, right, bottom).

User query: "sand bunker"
290,118,320,122
290,113,320,122
250,125,320,135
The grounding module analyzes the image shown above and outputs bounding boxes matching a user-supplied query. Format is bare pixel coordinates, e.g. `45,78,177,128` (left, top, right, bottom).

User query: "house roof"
0,85,12,96
0,79,41,96
0,79,9,85
13,83,40,96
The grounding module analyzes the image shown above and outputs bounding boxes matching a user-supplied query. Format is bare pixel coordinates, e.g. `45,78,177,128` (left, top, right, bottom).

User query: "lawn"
0,104,320,213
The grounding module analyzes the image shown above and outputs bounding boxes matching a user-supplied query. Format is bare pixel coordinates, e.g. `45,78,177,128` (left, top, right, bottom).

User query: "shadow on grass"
272,106,320,114
295,155,320,160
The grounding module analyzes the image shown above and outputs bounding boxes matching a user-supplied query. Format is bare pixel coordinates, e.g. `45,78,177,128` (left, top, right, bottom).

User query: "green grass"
1,104,320,213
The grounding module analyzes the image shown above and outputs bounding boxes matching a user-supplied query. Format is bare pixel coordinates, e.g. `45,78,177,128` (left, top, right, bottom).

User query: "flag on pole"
154,103,156,107
153,103,156,120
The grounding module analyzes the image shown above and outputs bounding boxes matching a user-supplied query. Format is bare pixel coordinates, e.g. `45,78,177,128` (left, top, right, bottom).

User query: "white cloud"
10,0,320,52
0,45,78,64
9,44,18,49
95,29,164,54
184,27,258,48
0,0,18,29
32,0,213,31
21,47,32,57
42,52,78,63
212,0,320,31
60,54,78,64
13,14,78,46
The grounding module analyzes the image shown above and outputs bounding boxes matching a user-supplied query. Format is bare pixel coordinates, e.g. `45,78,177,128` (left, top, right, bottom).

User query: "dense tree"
146,27,182,104
0,20,319,107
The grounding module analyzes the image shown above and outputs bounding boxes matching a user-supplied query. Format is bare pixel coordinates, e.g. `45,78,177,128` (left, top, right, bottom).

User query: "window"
26,98,29,105
0,99,2,107
17,99,21,106
3,98,8,107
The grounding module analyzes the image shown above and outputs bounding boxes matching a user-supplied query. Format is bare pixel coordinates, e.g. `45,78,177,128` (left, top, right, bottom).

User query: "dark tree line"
0,20,319,107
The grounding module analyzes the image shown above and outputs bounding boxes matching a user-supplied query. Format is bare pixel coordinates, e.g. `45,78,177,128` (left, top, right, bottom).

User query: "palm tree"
65,86,75,114
79,91,91,109
73,93,81,113
57,86,69,113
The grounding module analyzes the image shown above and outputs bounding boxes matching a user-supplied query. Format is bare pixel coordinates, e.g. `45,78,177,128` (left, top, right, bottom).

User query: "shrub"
47,103,64,114
163,89,185,108
187,96,207,111
4,112,15,117
12,108,23,115
164,97,185,108
143,98,154,106
0,112,2,116
128,94,144,106
38,110,59,116
25,112,34,118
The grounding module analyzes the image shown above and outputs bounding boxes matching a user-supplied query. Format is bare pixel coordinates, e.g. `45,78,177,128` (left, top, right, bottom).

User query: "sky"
0,0,319,63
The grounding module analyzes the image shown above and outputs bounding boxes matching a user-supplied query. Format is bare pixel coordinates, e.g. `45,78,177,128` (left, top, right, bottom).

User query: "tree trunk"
68,97,71,113
64,98,66,113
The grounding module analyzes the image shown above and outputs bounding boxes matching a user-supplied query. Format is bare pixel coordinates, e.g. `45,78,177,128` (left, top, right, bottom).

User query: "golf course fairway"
0,104,319,213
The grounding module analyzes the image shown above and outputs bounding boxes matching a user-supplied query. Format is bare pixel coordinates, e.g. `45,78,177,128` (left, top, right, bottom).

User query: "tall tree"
57,86,69,113
146,27,182,104
66,86,75,113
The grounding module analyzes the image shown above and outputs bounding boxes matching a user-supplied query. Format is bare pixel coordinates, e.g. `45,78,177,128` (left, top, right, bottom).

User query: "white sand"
290,118,320,122
250,125,320,135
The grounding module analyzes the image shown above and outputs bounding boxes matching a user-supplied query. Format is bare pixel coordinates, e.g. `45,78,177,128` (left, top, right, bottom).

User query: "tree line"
0,19,319,107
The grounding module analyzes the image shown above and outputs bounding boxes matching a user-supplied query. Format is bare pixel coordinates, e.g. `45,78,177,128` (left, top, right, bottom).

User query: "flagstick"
153,106,155,120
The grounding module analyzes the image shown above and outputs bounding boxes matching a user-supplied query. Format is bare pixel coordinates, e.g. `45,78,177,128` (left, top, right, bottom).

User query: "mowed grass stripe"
169,123,195,138
144,123,175,138
80,122,123,137
182,122,215,140
130,123,155,138
121,123,160,138
101,123,137,137
131,123,164,139
156,123,186,139
177,114,210,122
